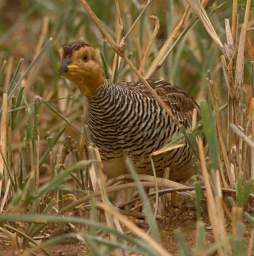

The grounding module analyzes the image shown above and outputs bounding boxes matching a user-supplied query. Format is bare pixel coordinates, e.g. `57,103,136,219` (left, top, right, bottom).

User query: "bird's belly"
101,145,194,181
130,143,194,180
88,114,194,181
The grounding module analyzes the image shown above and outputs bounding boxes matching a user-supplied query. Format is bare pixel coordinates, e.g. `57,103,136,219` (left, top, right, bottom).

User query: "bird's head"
59,41,104,96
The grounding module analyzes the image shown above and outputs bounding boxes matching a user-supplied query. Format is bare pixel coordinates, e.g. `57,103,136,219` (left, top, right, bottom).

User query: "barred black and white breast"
87,79,199,181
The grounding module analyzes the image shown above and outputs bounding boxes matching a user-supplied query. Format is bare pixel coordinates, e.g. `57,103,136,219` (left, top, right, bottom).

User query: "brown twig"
234,0,251,90
121,0,153,44
61,178,190,213
231,0,238,43
80,0,121,54
207,78,233,188
3,57,13,93
186,0,224,53
93,147,122,253
230,123,254,149
197,137,231,255
248,230,254,256
0,93,8,197
139,15,160,74
26,17,49,91
151,143,184,157
145,7,191,78
111,0,123,83
124,55,179,124
0,179,10,213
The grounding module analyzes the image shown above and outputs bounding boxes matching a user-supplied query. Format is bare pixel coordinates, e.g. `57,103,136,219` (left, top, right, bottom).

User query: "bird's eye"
83,54,89,62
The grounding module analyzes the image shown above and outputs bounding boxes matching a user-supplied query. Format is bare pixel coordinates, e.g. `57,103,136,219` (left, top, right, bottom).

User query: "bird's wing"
119,79,199,126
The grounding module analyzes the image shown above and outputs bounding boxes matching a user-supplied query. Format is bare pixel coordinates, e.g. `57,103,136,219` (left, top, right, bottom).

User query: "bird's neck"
73,73,105,97
87,80,114,99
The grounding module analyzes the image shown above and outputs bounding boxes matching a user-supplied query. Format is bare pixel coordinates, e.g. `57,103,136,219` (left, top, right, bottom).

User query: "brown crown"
62,41,90,58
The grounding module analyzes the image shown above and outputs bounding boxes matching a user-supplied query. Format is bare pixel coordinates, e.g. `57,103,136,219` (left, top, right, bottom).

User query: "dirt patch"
0,204,214,255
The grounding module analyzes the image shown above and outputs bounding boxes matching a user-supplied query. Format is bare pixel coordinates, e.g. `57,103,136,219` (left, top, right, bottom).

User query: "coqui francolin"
59,41,199,182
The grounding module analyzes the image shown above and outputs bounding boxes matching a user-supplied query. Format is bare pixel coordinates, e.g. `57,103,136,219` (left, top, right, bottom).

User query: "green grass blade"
126,158,160,243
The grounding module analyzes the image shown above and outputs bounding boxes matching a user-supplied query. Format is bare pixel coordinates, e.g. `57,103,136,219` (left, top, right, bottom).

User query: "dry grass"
0,0,254,255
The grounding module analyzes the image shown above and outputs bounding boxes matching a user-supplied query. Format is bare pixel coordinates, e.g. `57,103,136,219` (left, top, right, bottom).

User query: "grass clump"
0,0,254,255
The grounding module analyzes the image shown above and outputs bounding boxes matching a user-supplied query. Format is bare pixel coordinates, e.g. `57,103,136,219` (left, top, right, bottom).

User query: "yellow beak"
67,64,79,72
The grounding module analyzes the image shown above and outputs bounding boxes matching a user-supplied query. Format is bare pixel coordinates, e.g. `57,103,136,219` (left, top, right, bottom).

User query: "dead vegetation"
0,0,254,255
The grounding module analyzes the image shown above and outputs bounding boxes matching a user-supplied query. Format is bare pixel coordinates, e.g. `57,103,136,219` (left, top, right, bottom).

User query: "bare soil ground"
0,203,214,256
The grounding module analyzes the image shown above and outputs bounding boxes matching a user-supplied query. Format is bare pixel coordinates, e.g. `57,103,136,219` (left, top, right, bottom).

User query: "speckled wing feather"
118,79,199,127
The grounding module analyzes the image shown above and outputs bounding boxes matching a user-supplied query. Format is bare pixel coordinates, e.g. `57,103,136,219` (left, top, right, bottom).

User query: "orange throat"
70,72,104,97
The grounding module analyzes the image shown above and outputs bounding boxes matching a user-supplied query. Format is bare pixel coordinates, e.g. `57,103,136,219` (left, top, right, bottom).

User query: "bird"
59,41,199,182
